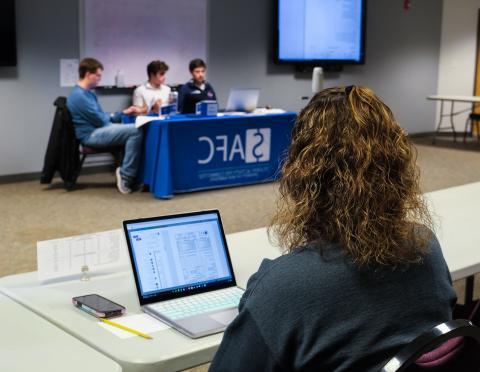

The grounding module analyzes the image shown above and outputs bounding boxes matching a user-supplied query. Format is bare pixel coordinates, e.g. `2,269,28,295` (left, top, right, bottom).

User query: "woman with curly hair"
210,86,457,372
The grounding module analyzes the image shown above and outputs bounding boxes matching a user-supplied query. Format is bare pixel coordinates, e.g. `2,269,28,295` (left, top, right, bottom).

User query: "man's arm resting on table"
123,105,147,115
150,99,163,114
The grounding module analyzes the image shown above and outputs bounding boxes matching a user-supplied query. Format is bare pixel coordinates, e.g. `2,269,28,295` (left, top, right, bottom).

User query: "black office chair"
41,97,124,190
72,126,124,190
380,319,480,372
463,112,480,143
77,144,123,182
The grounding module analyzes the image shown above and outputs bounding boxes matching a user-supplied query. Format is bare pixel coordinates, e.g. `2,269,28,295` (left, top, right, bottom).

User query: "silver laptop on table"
123,210,244,338
225,88,260,112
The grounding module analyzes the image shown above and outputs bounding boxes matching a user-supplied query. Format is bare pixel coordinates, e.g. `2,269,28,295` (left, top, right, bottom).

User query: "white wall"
0,0,445,177
82,0,208,86
0,0,131,178
209,0,443,134
0,0,80,177
436,0,480,130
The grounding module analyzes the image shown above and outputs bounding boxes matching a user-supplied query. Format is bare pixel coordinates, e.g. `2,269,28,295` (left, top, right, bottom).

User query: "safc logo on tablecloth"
197,128,272,165
245,128,271,163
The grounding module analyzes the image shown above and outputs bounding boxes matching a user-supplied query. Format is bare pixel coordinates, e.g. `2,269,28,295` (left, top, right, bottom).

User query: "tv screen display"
276,0,366,66
0,0,17,66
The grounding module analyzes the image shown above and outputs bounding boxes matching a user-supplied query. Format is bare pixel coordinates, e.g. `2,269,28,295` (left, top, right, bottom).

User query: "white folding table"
0,292,122,372
427,95,480,143
1,182,479,371
0,229,280,372
425,182,480,308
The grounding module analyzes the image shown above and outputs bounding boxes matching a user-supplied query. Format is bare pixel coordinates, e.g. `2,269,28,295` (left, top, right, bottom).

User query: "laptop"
225,88,260,112
123,210,244,338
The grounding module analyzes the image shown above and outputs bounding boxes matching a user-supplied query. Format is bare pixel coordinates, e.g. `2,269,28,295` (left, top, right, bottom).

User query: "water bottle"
115,69,125,88
169,91,178,113
312,67,324,94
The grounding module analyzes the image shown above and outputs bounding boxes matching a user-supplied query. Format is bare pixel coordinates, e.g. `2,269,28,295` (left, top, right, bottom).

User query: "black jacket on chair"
40,96,81,187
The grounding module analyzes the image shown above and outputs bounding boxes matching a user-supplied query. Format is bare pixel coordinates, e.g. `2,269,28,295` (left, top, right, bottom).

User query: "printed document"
135,115,165,128
37,229,129,283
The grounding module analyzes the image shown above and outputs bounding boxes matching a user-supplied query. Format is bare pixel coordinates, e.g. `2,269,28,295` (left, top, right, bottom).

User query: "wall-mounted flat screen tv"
0,0,17,66
275,0,366,67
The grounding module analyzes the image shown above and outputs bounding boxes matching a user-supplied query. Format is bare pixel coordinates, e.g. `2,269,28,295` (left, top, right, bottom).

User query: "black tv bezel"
274,0,367,68
0,0,17,67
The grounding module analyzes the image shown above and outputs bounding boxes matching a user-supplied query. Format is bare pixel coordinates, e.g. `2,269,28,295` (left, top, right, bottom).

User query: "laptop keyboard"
149,287,244,320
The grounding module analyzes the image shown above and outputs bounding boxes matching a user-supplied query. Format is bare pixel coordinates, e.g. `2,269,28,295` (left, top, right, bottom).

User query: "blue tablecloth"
141,112,296,198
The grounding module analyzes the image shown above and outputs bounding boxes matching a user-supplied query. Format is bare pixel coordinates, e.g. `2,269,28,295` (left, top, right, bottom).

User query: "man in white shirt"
125,60,171,115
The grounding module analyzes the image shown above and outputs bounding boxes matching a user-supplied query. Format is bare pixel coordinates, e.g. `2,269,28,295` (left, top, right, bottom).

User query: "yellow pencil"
100,317,153,339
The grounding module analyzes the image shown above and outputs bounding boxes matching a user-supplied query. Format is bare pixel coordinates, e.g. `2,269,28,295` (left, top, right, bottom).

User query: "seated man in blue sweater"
67,58,142,194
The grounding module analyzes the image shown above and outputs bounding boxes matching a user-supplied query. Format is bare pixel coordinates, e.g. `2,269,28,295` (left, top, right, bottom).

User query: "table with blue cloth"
140,112,296,198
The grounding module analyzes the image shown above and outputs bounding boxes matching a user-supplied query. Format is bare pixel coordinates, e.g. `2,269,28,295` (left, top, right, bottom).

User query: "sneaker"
116,167,132,194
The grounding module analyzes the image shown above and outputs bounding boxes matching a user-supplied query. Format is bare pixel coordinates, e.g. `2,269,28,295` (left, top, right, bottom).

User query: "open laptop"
123,210,244,338
225,88,260,112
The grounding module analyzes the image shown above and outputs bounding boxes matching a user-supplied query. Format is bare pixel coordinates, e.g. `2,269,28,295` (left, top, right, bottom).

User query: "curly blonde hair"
270,86,432,266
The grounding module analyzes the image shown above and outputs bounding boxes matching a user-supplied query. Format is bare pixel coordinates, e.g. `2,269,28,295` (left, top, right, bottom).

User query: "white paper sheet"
253,108,286,115
218,108,286,117
60,59,79,87
135,115,165,128
99,313,170,339
37,229,129,283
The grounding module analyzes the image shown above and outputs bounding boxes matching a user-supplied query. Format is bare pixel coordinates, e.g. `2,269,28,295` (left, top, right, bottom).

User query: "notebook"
123,210,244,338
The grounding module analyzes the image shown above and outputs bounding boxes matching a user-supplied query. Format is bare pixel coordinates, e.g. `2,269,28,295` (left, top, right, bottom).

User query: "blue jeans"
83,123,143,181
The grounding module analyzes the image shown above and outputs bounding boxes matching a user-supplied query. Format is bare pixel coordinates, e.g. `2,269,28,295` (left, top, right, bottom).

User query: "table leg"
433,100,458,143
433,100,445,144
450,101,457,142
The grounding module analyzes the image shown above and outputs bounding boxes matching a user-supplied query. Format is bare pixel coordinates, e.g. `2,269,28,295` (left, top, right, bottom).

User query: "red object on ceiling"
404,0,411,10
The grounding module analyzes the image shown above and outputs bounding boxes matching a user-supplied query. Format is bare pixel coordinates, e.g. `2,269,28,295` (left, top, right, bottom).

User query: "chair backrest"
54,96,75,130
41,96,74,184
43,96,81,185
381,319,480,372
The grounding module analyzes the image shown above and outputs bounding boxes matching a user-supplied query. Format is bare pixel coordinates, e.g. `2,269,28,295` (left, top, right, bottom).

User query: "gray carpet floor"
1,139,480,371
2,141,480,285
2,141,480,281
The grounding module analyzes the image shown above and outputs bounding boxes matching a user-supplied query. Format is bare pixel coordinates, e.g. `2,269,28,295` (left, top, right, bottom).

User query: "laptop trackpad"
175,308,238,335
176,315,225,334
208,308,238,325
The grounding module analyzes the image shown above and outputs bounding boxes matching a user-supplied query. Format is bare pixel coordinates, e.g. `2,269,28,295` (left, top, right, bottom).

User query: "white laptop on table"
225,88,260,112
123,210,244,338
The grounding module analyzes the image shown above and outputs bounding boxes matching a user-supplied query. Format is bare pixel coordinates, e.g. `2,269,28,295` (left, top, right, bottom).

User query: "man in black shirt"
178,59,216,114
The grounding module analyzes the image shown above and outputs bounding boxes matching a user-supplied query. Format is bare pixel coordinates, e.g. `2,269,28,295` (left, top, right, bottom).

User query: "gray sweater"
210,235,457,372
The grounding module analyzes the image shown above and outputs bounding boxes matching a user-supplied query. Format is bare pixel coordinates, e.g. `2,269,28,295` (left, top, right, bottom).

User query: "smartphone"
72,294,126,318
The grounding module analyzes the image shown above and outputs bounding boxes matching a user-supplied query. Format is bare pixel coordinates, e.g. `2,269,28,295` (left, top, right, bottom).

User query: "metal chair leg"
79,153,87,168
470,300,480,326
464,117,470,143
66,153,87,191
476,121,480,144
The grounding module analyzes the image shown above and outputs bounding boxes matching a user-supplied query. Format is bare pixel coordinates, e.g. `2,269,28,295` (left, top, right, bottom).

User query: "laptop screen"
124,211,236,303
225,88,259,112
